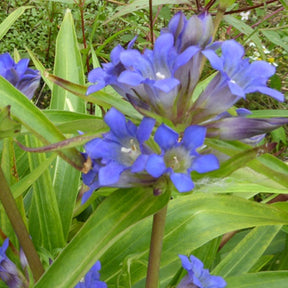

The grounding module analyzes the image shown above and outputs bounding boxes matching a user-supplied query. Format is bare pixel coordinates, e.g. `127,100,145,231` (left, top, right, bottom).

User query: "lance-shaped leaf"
0,106,21,139
0,77,85,171
96,194,288,287
34,187,170,288
45,73,142,119
225,271,288,288
0,6,32,40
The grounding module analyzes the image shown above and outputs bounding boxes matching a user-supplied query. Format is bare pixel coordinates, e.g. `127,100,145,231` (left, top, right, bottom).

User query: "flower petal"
99,161,125,185
154,124,179,151
191,154,219,173
104,108,131,138
170,172,194,192
182,125,206,151
146,154,166,177
136,117,155,143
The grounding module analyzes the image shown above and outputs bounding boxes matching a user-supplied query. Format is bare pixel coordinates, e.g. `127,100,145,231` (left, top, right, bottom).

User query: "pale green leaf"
0,6,32,40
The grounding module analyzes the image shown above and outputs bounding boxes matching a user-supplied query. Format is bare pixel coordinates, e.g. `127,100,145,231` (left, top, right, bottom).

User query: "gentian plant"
0,1,288,288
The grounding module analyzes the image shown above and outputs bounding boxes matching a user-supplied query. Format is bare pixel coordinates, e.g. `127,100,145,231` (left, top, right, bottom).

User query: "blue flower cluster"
87,12,286,136
0,238,27,288
82,11,287,285
177,255,226,288
83,11,287,202
0,53,40,99
82,107,219,202
74,261,107,288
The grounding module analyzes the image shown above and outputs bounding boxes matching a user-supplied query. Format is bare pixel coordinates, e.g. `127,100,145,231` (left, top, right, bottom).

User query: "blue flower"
75,261,107,288
82,108,155,202
0,53,40,99
205,108,288,142
0,238,25,288
145,124,219,192
202,40,284,101
164,11,214,53
87,32,199,123
177,255,226,288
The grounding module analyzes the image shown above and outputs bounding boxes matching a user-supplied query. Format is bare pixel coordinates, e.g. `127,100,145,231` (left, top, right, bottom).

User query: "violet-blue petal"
182,125,206,151
136,117,155,143
99,162,125,186
131,154,149,172
254,86,284,102
170,172,194,192
146,154,166,177
153,78,179,93
227,80,245,98
15,58,29,75
248,60,275,78
118,70,144,86
86,139,119,160
104,108,131,138
174,46,200,71
154,124,179,151
87,67,104,84
221,40,244,68
202,49,223,71
191,154,219,173
120,50,154,78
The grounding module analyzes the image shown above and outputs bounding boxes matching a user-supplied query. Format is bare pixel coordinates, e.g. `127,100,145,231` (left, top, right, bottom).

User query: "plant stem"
149,0,154,47
0,167,44,282
145,204,168,288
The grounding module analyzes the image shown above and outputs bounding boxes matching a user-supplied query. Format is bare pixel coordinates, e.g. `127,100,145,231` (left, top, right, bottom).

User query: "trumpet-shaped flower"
205,108,288,141
202,40,284,101
75,261,107,288
0,238,25,288
164,11,214,53
0,53,40,99
87,33,199,123
82,108,155,202
146,124,219,192
177,255,226,288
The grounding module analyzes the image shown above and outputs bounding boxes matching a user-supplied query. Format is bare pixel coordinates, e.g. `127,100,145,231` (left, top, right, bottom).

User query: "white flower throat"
156,71,166,80
120,138,141,165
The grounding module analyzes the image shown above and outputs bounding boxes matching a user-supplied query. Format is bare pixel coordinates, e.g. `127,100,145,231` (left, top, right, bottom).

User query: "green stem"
0,167,44,282
145,204,168,288
212,6,226,41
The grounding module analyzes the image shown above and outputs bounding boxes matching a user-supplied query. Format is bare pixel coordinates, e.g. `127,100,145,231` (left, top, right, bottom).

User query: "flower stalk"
145,203,168,288
0,166,44,282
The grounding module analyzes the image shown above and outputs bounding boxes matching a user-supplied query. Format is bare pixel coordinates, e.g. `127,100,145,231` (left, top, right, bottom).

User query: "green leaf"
0,77,85,171
261,30,288,53
223,15,265,59
11,154,57,198
49,8,86,239
0,6,32,40
50,8,85,112
271,127,287,145
46,73,142,120
248,110,288,118
26,136,65,252
206,139,288,189
104,0,190,24
98,194,288,287
212,225,282,277
34,187,170,288
226,271,288,288
0,106,21,139
219,0,237,9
